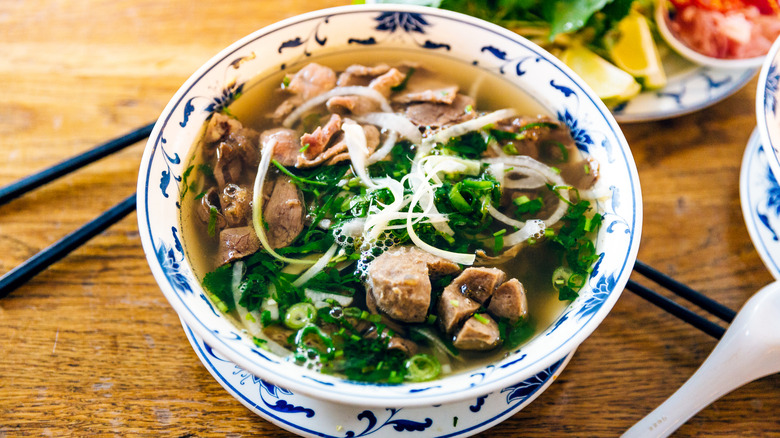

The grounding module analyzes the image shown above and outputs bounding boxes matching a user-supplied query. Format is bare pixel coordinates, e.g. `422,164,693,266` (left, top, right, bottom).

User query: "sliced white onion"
251,138,315,265
406,177,475,265
487,162,505,187
343,119,379,190
503,170,548,190
305,289,354,308
418,155,481,185
283,86,392,128
503,219,545,247
364,177,406,240
487,204,526,228
292,242,339,288
368,131,399,164
482,156,570,227
432,108,518,144
358,112,422,144
261,297,279,321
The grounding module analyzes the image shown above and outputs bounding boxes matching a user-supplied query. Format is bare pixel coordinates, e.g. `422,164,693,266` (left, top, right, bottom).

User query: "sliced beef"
203,112,243,145
217,226,261,265
263,176,304,249
405,94,476,128
287,62,337,100
197,186,227,233
296,140,348,168
392,85,459,105
367,246,459,323
270,96,303,124
437,284,481,334
337,63,392,86
452,314,501,351
559,156,599,190
449,267,506,304
487,279,528,323
220,183,252,227
369,68,406,97
387,336,419,356
300,114,342,159
260,128,301,167
296,123,381,168
202,114,260,190
326,95,381,115
214,142,244,190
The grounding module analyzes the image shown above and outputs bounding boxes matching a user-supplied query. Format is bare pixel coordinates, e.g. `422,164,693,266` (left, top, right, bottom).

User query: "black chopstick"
0,193,137,299
625,279,726,339
633,260,737,323
0,122,154,206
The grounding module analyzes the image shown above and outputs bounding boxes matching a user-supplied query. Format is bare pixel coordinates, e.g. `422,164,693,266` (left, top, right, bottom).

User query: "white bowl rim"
756,35,780,182
136,3,643,408
655,1,765,70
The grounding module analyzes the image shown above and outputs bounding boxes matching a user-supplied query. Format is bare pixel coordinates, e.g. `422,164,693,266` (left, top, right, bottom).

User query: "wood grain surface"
1,1,778,436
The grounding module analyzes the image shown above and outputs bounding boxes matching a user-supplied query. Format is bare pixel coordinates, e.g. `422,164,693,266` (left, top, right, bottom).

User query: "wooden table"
1,1,778,436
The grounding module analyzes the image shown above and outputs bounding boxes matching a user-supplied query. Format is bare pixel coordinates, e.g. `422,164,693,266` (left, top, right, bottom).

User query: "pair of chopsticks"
0,124,738,341
626,261,736,339
0,122,154,299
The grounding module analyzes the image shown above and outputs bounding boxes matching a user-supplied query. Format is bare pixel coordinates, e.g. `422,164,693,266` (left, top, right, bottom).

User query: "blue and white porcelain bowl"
137,4,642,410
757,36,780,182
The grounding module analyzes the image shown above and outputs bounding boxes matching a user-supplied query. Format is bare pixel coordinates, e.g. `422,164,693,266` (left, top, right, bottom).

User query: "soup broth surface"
181,49,600,381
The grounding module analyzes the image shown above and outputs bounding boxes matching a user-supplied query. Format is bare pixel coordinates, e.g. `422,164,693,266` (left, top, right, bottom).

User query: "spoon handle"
622,282,780,438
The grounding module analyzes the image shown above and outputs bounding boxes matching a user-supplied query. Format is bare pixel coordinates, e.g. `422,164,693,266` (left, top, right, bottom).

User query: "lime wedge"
560,44,641,106
609,11,667,90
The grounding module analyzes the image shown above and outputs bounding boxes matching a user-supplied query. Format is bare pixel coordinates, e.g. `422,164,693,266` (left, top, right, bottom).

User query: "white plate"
740,128,780,280
181,320,574,438
612,47,756,123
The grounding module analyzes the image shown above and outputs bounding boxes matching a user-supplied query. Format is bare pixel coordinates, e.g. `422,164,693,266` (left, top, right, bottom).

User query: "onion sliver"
304,289,354,308
251,138,315,265
406,179,475,265
503,219,545,247
432,108,518,144
364,177,406,240
292,243,339,288
487,204,526,228
343,119,379,189
231,261,290,356
358,112,422,144
368,131,398,164
283,86,392,128
482,156,571,227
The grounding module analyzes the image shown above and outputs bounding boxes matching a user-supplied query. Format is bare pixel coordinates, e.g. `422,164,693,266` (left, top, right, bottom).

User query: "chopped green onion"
448,183,472,213
502,142,519,155
404,354,441,382
299,143,310,153
473,313,489,324
284,302,317,329
207,206,218,237
462,179,493,190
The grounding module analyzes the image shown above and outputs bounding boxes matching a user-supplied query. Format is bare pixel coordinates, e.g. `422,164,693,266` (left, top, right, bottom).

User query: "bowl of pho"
137,4,642,409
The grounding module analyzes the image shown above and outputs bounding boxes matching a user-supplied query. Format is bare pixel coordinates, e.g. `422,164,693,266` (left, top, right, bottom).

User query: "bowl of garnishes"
656,0,780,69
137,4,642,435
368,0,669,108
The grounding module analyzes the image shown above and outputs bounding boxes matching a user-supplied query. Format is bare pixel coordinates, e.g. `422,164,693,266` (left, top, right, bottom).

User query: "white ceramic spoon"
622,281,780,438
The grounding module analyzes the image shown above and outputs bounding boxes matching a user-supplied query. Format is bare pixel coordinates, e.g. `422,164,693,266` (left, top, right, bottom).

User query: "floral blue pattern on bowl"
740,129,780,280
137,4,642,409
757,36,780,182
182,320,575,438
